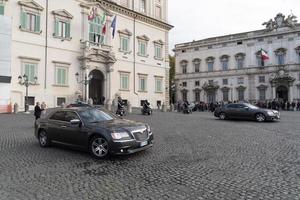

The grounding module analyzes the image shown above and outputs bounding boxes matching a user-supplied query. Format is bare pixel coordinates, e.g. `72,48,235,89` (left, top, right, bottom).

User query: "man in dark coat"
34,102,43,120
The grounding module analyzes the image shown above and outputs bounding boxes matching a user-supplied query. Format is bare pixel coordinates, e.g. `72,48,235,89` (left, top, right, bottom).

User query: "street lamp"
75,72,93,102
18,74,38,113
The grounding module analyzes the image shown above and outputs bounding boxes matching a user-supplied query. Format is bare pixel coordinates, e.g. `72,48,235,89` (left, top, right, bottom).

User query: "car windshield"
245,103,259,109
79,109,114,123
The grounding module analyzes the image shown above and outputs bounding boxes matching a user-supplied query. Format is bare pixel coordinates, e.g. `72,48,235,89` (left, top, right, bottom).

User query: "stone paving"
0,111,300,200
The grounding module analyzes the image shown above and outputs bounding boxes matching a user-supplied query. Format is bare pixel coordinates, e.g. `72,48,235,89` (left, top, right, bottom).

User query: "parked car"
214,103,280,122
35,107,153,159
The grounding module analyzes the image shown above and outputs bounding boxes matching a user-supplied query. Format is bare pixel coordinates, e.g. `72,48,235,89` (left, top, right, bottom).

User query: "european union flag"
111,16,117,39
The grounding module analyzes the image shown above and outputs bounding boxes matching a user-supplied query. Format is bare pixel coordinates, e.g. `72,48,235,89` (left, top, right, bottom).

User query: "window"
221,60,228,70
138,41,147,56
120,73,129,90
275,48,287,65
182,82,187,87
89,16,105,44
208,80,214,85
237,41,243,45
54,20,70,39
223,79,228,85
27,96,35,106
140,100,147,106
182,65,187,74
57,97,66,106
120,36,130,52
193,59,201,73
195,81,200,86
257,56,263,67
235,53,245,69
0,4,4,15
223,90,229,102
238,89,244,101
120,0,129,7
64,111,79,122
220,55,229,71
155,77,163,92
206,57,215,72
55,67,68,86
207,62,214,72
259,89,266,101
20,11,41,33
237,77,244,85
195,91,200,102
50,111,65,121
139,76,147,92
155,5,162,19
182,91,187,101
154,45,162,59
259,76,265,83
23,63,37,83
140,0,146,13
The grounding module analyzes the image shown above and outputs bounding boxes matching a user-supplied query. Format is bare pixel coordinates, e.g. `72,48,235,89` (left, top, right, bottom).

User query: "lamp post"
75,72,92,102
18,74,38,113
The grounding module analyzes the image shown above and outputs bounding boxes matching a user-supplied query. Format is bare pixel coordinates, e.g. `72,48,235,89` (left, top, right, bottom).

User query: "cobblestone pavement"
0,111,300,200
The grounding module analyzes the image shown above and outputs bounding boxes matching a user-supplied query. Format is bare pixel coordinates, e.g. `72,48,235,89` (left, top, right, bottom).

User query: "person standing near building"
297,101,300,111
34,102,44,127
41,102,47,115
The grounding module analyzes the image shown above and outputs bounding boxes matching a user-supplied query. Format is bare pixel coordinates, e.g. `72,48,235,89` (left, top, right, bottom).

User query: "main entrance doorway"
276,85,288,102
89,70,104,105
207,91,216,103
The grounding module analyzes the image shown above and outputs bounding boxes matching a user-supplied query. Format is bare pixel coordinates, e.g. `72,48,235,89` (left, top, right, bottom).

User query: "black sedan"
35,107,153,159
214,103,280,122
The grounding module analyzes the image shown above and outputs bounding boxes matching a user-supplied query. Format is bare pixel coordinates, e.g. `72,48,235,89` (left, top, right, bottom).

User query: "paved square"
0,111,300,200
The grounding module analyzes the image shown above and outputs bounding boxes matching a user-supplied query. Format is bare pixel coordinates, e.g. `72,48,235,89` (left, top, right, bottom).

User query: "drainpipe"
133,0,138,96
44,0,48,89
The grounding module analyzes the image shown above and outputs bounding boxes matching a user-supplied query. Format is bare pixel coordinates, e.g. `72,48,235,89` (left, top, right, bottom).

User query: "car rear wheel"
39,130,51,147
255,113,266,122
219,112,226,120
90,136,109,159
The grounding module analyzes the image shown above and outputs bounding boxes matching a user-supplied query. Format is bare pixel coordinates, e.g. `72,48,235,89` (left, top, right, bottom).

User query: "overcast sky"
168,0,300,53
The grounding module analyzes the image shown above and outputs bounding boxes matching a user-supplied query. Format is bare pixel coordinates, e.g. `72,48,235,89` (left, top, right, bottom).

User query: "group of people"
255,100,300,111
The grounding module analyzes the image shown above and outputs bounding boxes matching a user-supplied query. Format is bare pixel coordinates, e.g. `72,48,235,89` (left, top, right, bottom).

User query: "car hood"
88,119,146,132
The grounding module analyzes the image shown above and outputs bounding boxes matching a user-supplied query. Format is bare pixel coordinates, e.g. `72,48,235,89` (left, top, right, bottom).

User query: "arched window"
220,55,229,71
180,60,188,74
295,46,300,63
192,58,201,73
274,48,287,65
206,57,215,72
235,53,245,69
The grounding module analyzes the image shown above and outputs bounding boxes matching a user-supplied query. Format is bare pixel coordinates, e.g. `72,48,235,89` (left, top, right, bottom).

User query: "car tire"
38,130,51,147
89,136,109,159
255,113,266,122
219,112,226,120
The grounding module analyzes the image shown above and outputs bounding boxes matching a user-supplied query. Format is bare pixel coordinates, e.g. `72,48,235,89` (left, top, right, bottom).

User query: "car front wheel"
255,113,266,122
219,112,226,120
39,130,51,147
90,136,109,159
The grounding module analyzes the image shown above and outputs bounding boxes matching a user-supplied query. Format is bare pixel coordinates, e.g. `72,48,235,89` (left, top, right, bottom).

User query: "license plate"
140,141,147,147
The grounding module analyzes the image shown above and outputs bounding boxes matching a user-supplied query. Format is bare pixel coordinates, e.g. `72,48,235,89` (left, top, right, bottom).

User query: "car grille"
132,129,149,142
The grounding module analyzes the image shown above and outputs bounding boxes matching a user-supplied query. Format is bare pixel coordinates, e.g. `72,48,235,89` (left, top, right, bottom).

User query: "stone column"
289,84,294,101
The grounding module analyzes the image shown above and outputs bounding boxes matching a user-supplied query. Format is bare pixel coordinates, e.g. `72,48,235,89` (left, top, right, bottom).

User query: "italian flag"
261,49,269,60
101,13,107,34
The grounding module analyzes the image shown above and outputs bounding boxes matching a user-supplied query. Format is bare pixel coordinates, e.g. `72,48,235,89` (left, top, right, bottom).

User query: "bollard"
13,103,19,114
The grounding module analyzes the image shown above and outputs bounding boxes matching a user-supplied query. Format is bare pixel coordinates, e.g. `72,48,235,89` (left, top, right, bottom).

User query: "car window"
79,109,114,123
65,111,79,122
49,111,65,121
226,104,237,109
236,104,246,109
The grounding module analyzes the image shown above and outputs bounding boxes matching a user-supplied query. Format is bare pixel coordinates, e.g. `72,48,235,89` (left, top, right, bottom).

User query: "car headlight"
146,125,152,134
267,111,275,115
111,132,131,140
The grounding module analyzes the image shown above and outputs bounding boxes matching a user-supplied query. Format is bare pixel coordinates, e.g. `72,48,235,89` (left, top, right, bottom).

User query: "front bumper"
266,113,280,121
109,134,154,155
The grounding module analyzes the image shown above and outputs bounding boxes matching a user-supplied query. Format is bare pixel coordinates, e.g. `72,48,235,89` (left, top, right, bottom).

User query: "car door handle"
61,126,67,128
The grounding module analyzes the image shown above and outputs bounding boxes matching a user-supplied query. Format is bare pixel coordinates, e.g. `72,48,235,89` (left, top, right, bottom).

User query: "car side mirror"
70,119,82,126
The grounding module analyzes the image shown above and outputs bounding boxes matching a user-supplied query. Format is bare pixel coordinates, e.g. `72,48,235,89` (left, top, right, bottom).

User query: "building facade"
174,13,300,104
0,0,172,113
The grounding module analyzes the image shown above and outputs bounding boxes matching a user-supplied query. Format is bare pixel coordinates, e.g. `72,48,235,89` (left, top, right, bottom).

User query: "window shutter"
54,20,59,36
20,11,27,29
65,22,70,38
0,5,4,15
35,15,41,32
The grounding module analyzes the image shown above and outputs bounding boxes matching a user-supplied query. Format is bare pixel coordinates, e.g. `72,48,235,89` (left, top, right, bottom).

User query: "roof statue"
262,13,298,31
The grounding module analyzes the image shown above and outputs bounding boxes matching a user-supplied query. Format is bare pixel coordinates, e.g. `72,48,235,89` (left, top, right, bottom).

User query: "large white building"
174,13,300,104
0,0,172,113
